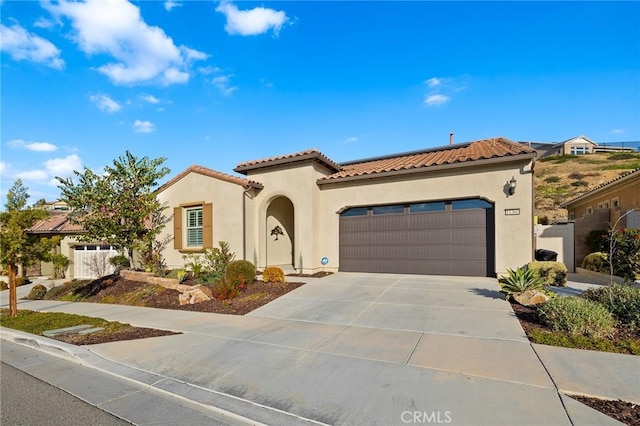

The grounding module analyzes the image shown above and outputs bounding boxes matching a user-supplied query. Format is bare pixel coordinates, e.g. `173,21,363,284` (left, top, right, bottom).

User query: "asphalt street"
1,362,131,425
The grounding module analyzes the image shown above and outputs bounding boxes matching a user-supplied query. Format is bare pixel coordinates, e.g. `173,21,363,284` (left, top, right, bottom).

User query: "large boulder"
513,290,549,307
178,285,213,305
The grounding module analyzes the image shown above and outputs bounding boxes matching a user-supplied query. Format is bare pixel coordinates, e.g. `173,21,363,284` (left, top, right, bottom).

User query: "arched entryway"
266,196,294,268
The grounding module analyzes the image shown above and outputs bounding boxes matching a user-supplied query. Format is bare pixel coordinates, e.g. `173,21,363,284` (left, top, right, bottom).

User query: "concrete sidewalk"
2,274,636,425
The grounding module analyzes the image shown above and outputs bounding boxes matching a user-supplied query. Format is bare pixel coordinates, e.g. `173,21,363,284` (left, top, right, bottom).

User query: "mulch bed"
568,395,640,426
54,327,181,345
510,301,639,425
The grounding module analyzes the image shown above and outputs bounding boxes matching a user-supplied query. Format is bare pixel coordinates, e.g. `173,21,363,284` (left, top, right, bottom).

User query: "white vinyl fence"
535,223,575,272
73,244,118,279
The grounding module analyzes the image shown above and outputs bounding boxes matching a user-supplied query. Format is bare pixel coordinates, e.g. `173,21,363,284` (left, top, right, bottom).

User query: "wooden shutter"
203,203,213,248
173,207,182,249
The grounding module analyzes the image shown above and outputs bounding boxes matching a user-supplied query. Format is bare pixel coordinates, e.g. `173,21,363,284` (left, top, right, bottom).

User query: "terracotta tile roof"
318,137,536,183
561,167,640,208
234,149,341,174
157,164,263,193
26,212,85,234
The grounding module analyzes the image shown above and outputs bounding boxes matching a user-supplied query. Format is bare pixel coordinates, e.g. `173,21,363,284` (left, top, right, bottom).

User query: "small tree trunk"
128,247,135,270
8,263,17,317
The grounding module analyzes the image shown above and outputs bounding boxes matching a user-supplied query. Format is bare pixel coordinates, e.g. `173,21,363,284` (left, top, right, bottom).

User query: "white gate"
73,245,118,279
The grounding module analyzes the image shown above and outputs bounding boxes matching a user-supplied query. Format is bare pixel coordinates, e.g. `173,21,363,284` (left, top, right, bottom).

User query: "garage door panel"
340,202,493,277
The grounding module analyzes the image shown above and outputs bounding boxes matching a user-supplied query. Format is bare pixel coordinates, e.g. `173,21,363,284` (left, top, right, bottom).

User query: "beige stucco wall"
567,174,640,227
244,162,330,272
244,159,534,275
157,173,247,269
563,137,596,155
315,161,534,275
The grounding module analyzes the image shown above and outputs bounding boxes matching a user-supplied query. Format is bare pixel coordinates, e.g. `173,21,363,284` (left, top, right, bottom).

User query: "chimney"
449,132,454,145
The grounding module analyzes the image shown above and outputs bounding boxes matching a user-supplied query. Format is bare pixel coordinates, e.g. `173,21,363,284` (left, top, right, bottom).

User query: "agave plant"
498,267,544,299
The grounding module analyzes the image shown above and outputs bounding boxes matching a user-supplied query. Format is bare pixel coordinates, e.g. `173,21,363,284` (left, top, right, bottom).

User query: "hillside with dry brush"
534,152,640,224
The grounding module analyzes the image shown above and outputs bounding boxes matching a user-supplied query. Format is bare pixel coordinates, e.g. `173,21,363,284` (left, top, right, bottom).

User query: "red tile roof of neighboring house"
318,137,536,183
234,149,341,174
157,164,263,193
26,212,85,234
561,167,640,208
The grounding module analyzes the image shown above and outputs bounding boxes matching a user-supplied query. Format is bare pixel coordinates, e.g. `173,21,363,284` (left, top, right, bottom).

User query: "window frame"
186,206,204,248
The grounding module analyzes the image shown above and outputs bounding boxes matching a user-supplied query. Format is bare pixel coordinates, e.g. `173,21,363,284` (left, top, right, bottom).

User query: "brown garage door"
339,199,494,276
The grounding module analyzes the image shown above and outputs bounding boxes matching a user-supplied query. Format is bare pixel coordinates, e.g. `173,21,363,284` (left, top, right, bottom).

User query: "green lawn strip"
0,309,130,336
530,329,640,355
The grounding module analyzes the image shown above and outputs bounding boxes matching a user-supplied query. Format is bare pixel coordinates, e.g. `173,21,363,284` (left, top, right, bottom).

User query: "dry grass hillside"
534,152,640,223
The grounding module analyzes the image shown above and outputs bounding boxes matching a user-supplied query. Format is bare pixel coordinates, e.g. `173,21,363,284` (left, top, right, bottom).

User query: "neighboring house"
157,137,536,277
520,135,636,158
26,213,118,279
561,168,640,268
35,200,71,212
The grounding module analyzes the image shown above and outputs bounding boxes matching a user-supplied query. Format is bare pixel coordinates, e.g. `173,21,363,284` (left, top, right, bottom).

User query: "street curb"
1,328,326,426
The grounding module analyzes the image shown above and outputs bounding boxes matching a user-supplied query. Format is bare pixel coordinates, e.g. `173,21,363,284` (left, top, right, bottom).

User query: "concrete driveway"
4,273,623,425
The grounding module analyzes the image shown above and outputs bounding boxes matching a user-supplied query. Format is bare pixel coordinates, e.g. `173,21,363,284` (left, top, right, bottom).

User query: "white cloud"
164,1,182,12
212,74,238,96
7,139,58,152
611,128,626,134
0,23,65,69
34,17,55,29
45,154,82,177
157,107,165,112
181,46,208,61
346,136,358,143
17,170,49,181
425,77,442,88
90,94,122,112
216,1,288,36
0,161,8,177
133,119,155,133
44,0,206,85
140,94,159,104
198,65,222,75
424,94,451,107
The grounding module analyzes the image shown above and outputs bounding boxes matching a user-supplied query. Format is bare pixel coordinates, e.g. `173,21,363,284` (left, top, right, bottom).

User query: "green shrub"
585,230,608,253
539,155,578,163
570,180,588,187
581,252,609,274
537,297,615,338
544,176,560,183
182,253,205,277
527,261,568,287
582,284,640,329
498,267,544,299
607,228,640,282
262,266,286,284
225,260,256,290
109,254,131,269
50,253,70,279
608,152,639,160
27,284,48,300
0,281,7,291
203,241,236,275
15,277,30,287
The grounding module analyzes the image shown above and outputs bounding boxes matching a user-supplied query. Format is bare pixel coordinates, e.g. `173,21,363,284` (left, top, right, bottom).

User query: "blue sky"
1,0,639,202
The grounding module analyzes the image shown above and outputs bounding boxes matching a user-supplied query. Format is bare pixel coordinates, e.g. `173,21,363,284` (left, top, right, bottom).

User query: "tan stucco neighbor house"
562,167,640,267
157,137,537,277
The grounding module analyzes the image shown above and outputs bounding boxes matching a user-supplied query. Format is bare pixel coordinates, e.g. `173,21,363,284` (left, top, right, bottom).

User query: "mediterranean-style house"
562,168,640,267
156,137,537,277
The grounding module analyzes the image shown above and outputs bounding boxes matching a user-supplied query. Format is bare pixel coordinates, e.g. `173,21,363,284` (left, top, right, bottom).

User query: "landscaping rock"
514,290,549,307
178,285,212,305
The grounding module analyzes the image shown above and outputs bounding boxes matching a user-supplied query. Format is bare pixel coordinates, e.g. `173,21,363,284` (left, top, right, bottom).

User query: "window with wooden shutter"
186,207,203,247
203,203,213,248
173,207,182,249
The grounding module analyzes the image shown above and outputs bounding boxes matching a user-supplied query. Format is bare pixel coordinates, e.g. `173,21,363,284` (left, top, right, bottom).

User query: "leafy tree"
0,181,57,317
57,151,170,267
5,179,29,212
32,198,47,209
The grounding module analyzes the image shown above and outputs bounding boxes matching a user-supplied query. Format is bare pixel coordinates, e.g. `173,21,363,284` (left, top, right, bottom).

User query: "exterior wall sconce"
508,177,517,195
